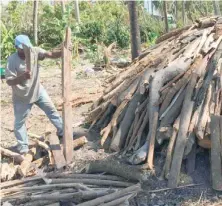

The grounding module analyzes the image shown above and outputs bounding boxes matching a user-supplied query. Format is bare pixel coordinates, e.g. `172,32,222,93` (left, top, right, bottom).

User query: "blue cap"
15,35,32,49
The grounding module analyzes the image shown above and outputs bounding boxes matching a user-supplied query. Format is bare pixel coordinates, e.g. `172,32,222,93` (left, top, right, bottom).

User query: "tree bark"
76,184,141,206
0,147,24,164
128,1,141,60
210,115,222,191
74,0,80,23
175,0,178,24
213,0,221,16
86,159,145,182
62,27,73,164
163,0,168,33
61,0,65,14
182,0,186,26
33,0,38,45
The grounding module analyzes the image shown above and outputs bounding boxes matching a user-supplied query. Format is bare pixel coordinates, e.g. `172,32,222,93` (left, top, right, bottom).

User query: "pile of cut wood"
1,172,141,206
88,16,222,188
0,134,88,182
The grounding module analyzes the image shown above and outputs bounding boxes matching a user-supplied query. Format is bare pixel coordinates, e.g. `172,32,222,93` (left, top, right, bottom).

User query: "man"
6,35,67,154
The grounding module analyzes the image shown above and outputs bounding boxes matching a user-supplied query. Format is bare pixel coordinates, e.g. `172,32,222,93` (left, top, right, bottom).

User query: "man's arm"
44,50,62,59
6,72,30,86
38,44,72,60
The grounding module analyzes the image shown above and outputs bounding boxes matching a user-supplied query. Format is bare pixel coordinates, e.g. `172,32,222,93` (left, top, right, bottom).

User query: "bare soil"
1,59,222,206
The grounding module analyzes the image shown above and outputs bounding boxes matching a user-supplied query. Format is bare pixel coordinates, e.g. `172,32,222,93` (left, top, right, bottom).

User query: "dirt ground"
1,58,222,206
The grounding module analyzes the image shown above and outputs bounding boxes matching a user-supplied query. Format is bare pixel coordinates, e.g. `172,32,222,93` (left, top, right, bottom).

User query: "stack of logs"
0,134,88,182
1,171,141,206
88,16,222,188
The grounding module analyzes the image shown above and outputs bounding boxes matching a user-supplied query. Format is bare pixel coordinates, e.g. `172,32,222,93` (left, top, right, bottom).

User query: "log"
101,99,129,146
96,103,116,128
157,86,171,106
156,25,191,44
146,110,158,170
73,136,88,149
48,134,66,169
110,90,143,152
146,56,192,169
127,107,147,151
0,163,18,182
29,137,54,165
75,184,141,206
163,117,180,179
158,84,187,139
47,178,133,187
17,147,36,177
134,108,149,150
99,193,135,206
103,48,167,96
210,115,222,191
194,40,222,109
25,190,115,202
85,159,146,182
0,147,24,164
195,84,212,139
1,183,90,194
62,27,73,164
159,55,202,116
124,118,136,150
168,67,199,188
22,44,31,72
0,176,42,189
160,71,186,93
196,17,216,28
46,173,125,181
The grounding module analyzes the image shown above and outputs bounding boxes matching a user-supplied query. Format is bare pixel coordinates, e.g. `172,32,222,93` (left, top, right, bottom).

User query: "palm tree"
128,1,141,60
61,0,65,14
213,0,221,16
182,0,186,25
163,0,168,33
74,0,80,23
33,0,38,45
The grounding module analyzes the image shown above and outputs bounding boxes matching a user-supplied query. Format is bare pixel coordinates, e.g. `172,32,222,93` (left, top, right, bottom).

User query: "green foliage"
0,21,16,59
1,1,168,62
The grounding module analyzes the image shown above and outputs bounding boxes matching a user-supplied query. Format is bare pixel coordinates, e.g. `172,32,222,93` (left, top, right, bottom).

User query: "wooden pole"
210,115,222,191
62,27,73,164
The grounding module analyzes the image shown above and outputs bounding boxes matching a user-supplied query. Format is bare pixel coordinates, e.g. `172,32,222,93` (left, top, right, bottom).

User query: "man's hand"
6,71,31,86
18,71,31,81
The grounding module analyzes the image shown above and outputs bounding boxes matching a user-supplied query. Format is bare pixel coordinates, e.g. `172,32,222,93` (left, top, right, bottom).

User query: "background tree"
128,1,141,60
74,0,80,23
163,0,168,33
61,0,65,14
213,0,221,16
33,0,38,45
182,0,186,25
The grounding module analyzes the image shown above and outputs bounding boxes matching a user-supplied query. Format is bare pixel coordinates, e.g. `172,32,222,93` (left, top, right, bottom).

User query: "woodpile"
0,134,88,181
88,17,222,188
1,171,141,206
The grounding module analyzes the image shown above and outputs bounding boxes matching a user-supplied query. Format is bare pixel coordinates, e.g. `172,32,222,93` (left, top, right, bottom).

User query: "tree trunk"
175,0,178,23
163,0,168,33
182,0,185,26
74,0,80,23
213,0,221,16
128,1,141,60
33,0,38,45
61,0,65,14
